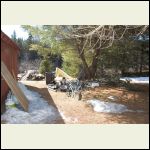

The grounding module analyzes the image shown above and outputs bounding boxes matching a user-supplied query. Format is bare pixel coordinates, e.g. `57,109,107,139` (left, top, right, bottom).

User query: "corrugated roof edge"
1,31,20,52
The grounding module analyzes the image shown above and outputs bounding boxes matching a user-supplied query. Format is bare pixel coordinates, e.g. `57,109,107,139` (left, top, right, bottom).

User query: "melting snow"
59,112,78,123
107,96,118,101
1,82,61,124
87,99,137,113
120,77,149,84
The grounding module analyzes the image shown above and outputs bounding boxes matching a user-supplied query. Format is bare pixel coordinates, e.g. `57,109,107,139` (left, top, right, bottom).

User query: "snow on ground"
1,82,61,124
85,81,99,88
120,77,149,84
59,112,78,123
107,96,118,101
87,99,143,113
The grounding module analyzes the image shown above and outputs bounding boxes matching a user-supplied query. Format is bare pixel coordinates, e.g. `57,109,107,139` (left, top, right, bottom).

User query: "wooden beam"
55,67,75,80
1,61,28,111
12,70,16,81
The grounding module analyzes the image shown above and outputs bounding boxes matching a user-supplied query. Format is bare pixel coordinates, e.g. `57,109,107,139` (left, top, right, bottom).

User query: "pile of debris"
47,77,83,100
46,68,100,100
18,70,45,81
45,68,84,100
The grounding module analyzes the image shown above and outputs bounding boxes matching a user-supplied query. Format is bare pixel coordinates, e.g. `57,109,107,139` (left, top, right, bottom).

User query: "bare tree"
56,25,148,80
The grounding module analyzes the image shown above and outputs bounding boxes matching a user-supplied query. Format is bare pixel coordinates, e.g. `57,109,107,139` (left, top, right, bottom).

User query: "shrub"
39,59,52,75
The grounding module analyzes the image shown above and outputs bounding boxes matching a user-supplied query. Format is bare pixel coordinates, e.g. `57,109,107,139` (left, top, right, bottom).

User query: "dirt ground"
21,81,149,124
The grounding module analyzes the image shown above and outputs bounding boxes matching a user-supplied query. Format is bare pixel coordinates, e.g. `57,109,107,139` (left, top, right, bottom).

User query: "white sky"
1,25,29,39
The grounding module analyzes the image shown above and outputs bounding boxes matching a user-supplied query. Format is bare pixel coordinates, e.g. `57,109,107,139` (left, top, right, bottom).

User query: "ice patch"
1,82,61,124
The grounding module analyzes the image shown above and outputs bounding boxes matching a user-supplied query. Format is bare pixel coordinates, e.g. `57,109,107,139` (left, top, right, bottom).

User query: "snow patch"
59,112,78,123
120,77,149,84
85,81,99,88
91,82,99,88
107,96,118,101
87,99,135,113
1,82,61,124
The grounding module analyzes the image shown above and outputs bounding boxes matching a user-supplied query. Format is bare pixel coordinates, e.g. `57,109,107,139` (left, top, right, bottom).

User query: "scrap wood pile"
18,70,45,81
46,68,82,99
46,67,100,100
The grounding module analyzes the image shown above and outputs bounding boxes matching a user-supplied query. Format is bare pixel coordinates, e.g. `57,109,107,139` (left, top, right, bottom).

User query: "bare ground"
21,81,149,124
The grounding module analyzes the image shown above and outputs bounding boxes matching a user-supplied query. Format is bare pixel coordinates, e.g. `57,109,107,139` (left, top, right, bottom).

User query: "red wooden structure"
1,31,20,113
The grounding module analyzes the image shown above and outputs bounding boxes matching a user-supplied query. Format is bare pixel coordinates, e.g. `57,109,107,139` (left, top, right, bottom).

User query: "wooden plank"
1,61,28,111
55,67,75,80
12,70,16,81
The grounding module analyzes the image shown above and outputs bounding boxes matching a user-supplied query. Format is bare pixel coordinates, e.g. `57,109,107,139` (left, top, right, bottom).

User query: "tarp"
55,67,76,80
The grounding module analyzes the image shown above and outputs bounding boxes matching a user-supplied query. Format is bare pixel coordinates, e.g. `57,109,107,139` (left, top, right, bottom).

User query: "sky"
1,25,29,39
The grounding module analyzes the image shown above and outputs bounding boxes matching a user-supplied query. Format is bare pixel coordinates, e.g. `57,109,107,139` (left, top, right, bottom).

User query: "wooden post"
1,61,28,111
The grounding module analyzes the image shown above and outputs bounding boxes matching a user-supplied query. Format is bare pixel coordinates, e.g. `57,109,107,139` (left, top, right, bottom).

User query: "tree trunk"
139,48,144,74
121,68,125,76
76,42,91,80
89,48,101,79
78,49,101,80
76,40,101,80
80,53,91,79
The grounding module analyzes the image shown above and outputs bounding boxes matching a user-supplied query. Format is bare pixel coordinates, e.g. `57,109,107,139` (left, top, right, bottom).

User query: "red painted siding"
1,31,20,107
